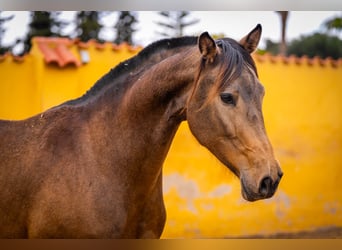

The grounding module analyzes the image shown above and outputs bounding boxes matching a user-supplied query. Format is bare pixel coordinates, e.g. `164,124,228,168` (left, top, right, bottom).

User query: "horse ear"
198,32,217,62
239,24,262,53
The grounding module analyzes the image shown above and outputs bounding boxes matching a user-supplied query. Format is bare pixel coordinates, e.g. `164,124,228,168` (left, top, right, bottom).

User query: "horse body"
0,101,167,238
0,25,282,238
0,42,197,238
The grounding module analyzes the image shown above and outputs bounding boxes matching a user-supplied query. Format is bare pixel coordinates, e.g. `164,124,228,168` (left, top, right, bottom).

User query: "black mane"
64,35,257,106
65,36,198,105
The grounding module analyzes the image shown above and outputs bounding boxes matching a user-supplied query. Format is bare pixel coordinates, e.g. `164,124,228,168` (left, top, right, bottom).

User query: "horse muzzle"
241,170,283,202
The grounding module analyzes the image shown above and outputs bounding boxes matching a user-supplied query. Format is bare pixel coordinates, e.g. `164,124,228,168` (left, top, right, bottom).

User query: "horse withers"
0,24,282,238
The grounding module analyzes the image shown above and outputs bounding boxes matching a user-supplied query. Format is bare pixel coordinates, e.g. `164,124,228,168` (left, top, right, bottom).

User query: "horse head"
186,24,283,201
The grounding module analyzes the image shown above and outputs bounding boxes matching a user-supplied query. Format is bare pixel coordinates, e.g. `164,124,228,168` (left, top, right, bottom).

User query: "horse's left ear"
198,32,217,63
239,24,262,53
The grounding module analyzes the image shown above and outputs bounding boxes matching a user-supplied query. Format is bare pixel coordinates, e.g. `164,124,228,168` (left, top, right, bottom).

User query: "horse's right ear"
239,24,262,53
198,32,217,63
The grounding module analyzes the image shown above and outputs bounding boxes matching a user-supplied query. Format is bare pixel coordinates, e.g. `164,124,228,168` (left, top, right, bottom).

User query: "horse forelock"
216,38,258,91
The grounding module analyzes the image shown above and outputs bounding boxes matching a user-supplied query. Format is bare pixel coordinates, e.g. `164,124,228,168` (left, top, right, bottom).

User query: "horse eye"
220,93,235,105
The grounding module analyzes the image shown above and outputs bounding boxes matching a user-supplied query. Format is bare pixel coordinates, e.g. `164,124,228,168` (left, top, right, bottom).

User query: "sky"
1,11,341,52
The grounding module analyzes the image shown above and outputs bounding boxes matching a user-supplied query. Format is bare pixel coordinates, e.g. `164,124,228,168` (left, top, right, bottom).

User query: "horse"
0,24,283,238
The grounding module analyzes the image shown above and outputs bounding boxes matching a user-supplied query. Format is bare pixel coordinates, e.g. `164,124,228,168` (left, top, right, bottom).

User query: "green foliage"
21,11,65,54
323,15,342,32
0,11,14,55
264,32,342,59
211,33,225,40
75,11,104,42
287,32,342,59
114,11,137,45
155,11,199,37
264,39,280,55
28,12,58,37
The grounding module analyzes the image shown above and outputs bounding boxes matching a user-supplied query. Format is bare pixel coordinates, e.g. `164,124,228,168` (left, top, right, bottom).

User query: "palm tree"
276,11,289,56
323,14,342,35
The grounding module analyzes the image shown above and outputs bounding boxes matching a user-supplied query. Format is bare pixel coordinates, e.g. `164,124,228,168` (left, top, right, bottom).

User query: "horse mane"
64,35,257,106
65,36,198,105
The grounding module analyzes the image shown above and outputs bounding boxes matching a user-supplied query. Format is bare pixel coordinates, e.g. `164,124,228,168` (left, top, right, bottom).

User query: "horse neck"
125,46,199,119
86,46,200,185
94,45,200,126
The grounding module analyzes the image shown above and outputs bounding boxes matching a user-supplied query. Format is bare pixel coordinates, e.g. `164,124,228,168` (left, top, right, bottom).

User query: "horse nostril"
278,171,284,179
259,176,272,197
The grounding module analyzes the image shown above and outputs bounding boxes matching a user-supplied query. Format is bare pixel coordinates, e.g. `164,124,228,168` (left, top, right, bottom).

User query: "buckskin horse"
0,24,283,238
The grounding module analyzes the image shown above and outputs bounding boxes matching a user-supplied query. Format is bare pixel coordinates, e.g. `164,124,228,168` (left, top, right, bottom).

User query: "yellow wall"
0,41,139,119
162,56,342,238
0,41,341,238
